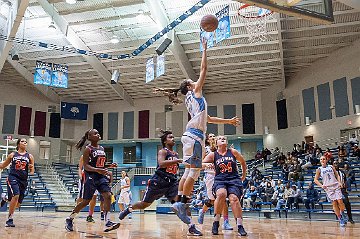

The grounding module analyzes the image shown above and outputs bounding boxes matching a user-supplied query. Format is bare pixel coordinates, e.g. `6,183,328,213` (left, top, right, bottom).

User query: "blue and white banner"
156,54,165,78
61,102,88,120
215,5,231,43
34,61,52,86
51,63,68,88
146,58,154,83
200,30,214,52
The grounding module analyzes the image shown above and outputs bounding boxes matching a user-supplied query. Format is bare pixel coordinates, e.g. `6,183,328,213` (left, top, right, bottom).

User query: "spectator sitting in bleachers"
268,176,276,188
251,167,263,181
243,186,258,210
274,180,283,191
270,147,280,161
29,180,37,196
261,182,274,202
301,151,313,171
349,134,359,147
275,183,293,210
282,164,290,181
304,182,319,210
274,152,286,167
338,157,347,170
255,150,262,161
262,148,272,162
287,185,302,209
312,148,322,166
338,145,347,159
352,144,360,158
343,164,356,192
288,160,302,181
271,184,284,207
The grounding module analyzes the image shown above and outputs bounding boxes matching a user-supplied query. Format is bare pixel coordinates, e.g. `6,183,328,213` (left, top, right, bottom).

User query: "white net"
238,5,274,44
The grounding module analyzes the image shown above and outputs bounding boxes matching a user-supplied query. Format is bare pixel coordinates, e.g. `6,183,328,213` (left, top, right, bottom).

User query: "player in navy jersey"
65,129,120,232
0,138,34,227
118,130,183,221
203,136,247,236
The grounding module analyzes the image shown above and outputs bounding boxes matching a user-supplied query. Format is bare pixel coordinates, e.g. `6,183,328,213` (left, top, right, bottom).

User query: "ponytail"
75,129,91,150
153,87,183,105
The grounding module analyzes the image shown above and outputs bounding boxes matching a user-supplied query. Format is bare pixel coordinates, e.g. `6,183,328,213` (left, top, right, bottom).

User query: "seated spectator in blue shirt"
304,182,319,210
243,186,258,209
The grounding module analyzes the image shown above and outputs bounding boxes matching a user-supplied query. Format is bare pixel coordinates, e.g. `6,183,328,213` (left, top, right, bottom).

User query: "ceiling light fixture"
66,0,77,4
110,35,119,44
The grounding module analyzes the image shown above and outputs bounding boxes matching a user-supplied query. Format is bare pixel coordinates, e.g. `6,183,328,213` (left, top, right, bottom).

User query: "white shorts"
118,191,131,205
182,132,205,168
205,173,215,201
325,184,343,201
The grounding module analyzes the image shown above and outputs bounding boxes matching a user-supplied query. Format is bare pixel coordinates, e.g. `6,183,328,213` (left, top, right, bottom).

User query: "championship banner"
145,58,154,83
34,61,52,86
215,5,231,43
51,63,68,88
156,54,165,78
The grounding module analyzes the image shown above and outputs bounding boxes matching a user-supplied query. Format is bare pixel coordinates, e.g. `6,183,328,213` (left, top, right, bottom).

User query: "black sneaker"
212,221,219,235
65,218,74,232
104,221,120,232
188,224,203,236
100,212,104,221
0,199,6,207
5,219,15,227
238,225,247,236
119,208,131,220
349,219,355,224
86,215,95,223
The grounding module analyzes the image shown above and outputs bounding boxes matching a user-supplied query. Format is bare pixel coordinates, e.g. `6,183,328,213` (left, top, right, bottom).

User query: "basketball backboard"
235,0,334,23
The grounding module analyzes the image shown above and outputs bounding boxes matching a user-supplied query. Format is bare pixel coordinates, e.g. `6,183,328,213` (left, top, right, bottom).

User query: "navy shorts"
213,178,243,200
81,173,110,200
7,176,27,204
143,174,178,203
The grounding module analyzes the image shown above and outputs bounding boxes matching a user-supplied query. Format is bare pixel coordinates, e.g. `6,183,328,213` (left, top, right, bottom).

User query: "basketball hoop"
238,4,274,44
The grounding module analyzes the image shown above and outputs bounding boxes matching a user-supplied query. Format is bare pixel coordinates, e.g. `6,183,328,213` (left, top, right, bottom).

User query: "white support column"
0,0,30,73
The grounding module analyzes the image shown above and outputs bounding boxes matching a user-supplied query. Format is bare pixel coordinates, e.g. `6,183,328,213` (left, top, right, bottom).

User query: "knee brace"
181,168,190,181
188,168,201,180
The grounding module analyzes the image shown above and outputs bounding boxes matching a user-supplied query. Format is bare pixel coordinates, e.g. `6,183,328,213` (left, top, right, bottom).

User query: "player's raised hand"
201,37,208,50
229,116,240,126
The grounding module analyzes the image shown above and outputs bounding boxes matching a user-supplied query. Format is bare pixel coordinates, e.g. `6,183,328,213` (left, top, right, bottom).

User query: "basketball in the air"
200,15,219,32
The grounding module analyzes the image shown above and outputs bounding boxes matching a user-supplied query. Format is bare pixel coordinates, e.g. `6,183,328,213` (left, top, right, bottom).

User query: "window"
123,146,136,163
104,146,113,164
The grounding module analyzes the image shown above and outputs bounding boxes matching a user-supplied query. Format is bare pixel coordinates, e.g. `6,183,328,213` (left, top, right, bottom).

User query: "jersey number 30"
15,160,27,170
96,157,106,168
219,162,233,173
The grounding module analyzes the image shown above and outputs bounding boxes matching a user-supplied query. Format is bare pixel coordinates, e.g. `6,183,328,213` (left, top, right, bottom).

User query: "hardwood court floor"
0,211,358,239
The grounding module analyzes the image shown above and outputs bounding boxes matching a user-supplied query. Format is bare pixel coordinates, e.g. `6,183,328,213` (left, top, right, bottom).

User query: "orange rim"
238,4,273,19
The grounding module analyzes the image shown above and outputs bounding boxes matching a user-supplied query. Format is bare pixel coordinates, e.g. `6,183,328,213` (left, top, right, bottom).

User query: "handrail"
45,161,71,204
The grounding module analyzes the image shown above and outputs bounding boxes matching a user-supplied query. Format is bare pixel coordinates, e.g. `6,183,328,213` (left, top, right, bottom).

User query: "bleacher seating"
0,168,56,211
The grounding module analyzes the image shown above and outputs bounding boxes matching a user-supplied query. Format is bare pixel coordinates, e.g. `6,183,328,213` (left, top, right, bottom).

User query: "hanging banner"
200,30,214,52
156,54,165,78
145,58,154,83
34,61,52,86
51,63,68,88
215,5,231,43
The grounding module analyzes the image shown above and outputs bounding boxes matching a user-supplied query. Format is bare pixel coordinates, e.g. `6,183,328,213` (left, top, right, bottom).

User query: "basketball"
200,15,218,32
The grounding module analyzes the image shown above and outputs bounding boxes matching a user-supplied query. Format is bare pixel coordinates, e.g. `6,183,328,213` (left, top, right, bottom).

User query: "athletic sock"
214,214,220,222
223,215,229,221
177,191,183,202
104,211,110,222
88,209,94,216
237,217,243,226
69,211,78,219
8,214,13,220
128,206,133,212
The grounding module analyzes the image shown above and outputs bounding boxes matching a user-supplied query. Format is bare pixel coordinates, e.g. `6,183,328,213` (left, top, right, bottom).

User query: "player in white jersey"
314,156,347,227
118,171,132,218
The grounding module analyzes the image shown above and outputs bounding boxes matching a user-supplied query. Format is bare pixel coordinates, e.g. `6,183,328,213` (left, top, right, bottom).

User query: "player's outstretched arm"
194,37,208,96
157,149,182,168
202,152,214,164
29,154,35,175
207,115,240,126
0,153,13,170
314,169,324,188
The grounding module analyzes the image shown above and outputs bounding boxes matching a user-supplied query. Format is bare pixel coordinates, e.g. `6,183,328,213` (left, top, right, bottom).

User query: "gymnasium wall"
262,38,360,152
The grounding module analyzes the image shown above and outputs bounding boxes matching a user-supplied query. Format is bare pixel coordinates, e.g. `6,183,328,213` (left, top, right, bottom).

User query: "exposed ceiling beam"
7,58,60,102
282,20,360,33
144,0,196,80
336,0,360,10
193,58,282,70
275,14,286,89
37,0,134,106
0,0,30,73
282,31,360,42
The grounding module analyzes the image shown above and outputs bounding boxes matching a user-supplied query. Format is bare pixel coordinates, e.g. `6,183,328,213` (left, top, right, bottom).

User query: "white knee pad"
181,168,190,181
188,168,201,180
